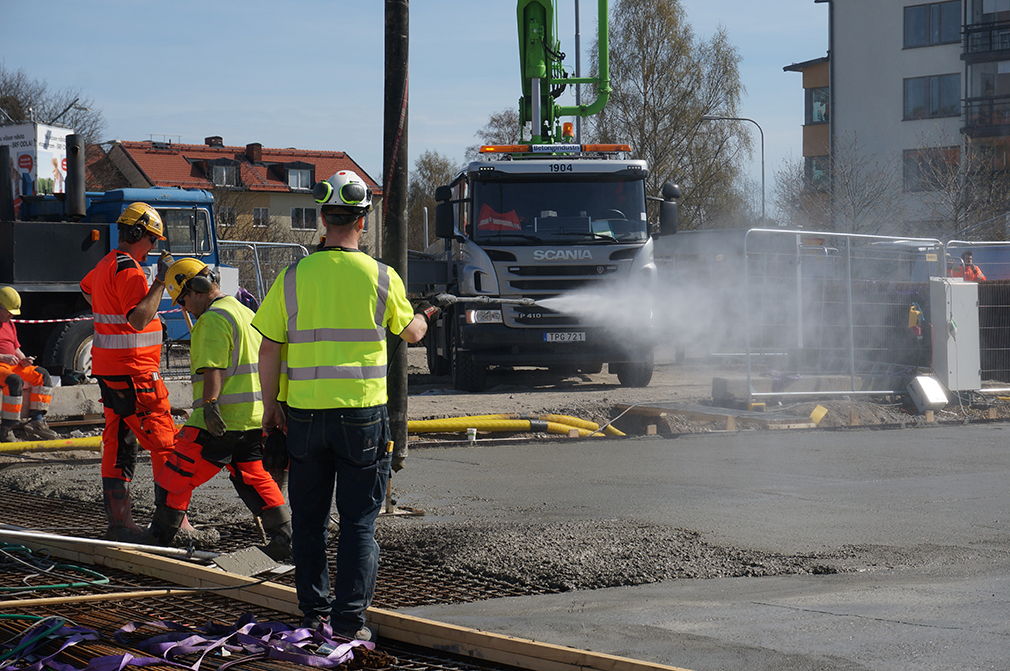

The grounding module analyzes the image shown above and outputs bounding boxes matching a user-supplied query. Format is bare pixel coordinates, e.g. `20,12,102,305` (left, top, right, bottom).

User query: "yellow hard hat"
165,257,211,305
0,286,20,316
117,202,166,241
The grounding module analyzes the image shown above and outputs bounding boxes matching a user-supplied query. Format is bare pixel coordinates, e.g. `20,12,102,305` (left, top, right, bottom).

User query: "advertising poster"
0,122,71,213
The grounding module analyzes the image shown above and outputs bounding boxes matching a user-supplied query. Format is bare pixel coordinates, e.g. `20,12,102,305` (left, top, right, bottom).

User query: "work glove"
262,428,289,473
203,398,227,437
414,300,441,324
156,251,175,284
391,456,406,472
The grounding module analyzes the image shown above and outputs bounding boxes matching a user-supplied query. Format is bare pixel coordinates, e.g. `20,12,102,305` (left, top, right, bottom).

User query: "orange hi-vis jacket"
81,251,163,376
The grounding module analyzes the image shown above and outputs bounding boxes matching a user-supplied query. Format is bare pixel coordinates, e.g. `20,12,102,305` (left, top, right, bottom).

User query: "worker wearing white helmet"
0,286,58,443
252,169,438,641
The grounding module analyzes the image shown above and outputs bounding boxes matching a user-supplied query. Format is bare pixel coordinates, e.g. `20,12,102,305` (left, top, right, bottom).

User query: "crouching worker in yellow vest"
151,258,291,560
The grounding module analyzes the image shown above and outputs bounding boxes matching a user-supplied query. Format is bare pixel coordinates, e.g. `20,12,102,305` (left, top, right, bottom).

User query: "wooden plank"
6,537,699,671
615,402,814,429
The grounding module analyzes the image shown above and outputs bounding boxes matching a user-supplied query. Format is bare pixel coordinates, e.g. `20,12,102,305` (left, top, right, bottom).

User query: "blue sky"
1,1,827,197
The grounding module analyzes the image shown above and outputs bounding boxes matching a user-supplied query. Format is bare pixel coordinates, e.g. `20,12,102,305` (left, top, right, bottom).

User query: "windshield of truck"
472,176,648,244
159,207,212,256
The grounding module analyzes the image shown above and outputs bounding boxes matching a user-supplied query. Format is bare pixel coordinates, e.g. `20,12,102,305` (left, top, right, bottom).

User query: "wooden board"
615,402,816,429
1,533,697,671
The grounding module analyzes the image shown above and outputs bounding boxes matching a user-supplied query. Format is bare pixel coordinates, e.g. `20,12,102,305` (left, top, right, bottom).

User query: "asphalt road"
392,423,1010,671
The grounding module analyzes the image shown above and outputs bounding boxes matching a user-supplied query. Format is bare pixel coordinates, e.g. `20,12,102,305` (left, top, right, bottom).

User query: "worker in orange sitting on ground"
957,251,986,282
149,258,291,559
0,286,58,443
80,202,177,541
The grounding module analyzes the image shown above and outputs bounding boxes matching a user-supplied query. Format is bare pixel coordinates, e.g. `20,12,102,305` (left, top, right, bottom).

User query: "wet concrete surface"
393,424,1010,671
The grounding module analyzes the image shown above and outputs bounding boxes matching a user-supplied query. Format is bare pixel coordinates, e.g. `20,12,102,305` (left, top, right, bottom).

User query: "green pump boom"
516,0,610,144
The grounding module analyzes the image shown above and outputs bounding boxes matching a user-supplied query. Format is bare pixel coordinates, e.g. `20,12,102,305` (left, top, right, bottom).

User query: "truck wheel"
613,352,654,388
45,318,94,378
452,350,487,392
426,324,450,376
579,363,603,375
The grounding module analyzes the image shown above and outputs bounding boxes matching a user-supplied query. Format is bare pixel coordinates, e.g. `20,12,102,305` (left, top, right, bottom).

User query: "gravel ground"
1,343,1008,594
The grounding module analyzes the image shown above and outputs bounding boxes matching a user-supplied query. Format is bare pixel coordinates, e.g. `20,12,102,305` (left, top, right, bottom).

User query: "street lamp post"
701,114,765,226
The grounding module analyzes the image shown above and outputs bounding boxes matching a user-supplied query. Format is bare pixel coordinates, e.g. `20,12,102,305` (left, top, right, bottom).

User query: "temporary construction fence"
653,228,999,402
217,240,310,305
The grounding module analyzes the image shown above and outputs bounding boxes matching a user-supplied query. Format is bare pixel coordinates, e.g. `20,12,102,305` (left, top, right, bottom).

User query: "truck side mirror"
435,201,456,239
659,201,678,236
658,182,680,236
434,185,452,202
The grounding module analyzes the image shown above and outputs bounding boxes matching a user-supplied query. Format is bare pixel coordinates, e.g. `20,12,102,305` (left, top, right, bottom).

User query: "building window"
805,156,830,191
288,169,312,190
212,165,238,187
218,206,236,228
253,207,269,228
903,147,960,191
904,74,961,118
291,207,317,230
904,1,961,48
805,88,829,125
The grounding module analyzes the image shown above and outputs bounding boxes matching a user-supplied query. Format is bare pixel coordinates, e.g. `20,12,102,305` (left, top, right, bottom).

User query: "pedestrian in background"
80,202,177,541
959,251,986,282
252,170,437,641
150,258,291,559
0,286,58,443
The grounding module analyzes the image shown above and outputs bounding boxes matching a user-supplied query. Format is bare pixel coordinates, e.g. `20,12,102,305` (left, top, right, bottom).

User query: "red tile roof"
112,140,382,195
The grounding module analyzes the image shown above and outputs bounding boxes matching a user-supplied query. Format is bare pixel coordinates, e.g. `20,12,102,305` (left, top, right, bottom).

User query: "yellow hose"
407,413,624,438
0,435,102,453
448,413,625,437
407,417,597,437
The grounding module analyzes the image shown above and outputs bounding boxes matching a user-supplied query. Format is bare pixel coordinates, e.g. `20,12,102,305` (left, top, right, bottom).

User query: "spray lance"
432,293,539,307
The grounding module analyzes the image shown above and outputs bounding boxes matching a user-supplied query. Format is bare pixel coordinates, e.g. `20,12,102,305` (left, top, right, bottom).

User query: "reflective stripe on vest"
93,331,163,349
191,304,263,408
282,260,390,382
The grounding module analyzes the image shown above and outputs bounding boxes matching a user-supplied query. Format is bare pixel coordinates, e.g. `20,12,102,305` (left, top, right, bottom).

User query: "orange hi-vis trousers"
97,372,176,481
0,363,53,422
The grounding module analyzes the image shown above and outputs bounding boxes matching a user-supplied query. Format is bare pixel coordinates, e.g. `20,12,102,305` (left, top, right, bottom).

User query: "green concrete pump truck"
413,0,680,392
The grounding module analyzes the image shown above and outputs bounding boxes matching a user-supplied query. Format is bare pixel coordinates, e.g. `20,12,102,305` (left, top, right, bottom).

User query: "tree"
0,65,106,145
407,150,461,251
911,132,1010,240
464,108,526,162
772,134,904,235
589,0,748,229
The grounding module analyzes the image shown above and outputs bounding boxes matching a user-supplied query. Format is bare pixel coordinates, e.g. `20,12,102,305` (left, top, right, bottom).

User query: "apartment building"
795,0,1010,236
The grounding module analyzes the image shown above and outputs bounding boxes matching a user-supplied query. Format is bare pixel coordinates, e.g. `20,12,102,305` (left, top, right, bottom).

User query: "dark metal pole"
382,0,410,468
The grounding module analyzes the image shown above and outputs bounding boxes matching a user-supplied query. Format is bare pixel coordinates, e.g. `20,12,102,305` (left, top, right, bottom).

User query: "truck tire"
45,318,94,378
452,350,487,392
612,352,654,388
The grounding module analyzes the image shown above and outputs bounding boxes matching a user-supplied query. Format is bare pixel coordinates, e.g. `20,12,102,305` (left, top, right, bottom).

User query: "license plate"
544,332,586,342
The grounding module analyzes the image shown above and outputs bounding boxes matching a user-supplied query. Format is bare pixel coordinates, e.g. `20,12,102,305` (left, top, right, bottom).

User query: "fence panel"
218,241,310,303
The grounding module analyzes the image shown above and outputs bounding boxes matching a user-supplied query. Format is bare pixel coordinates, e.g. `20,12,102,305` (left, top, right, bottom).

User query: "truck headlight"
466,309,502,324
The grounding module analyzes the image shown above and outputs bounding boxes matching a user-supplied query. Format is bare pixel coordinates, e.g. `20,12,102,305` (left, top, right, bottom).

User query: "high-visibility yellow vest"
252,248,413,409
189,295,263,432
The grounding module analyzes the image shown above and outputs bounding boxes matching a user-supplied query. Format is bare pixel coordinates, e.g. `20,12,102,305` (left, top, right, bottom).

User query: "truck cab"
420,145,678,391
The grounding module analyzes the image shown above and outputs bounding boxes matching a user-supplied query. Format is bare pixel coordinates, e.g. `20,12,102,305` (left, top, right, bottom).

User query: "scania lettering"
534,249,593,260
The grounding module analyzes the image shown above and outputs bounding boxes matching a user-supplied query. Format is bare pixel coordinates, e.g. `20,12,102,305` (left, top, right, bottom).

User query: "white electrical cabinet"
929,278,981,392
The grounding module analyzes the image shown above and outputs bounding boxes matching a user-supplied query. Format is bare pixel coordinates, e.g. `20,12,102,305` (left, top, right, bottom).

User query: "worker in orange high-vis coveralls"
0,286,59,443
80,202,177,541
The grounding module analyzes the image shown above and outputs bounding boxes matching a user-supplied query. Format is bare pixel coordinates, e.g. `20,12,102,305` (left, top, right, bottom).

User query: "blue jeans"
286,405,391,633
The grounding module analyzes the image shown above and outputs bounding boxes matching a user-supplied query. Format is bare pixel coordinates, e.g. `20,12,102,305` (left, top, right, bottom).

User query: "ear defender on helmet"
313,170,373,211
117,202,166,242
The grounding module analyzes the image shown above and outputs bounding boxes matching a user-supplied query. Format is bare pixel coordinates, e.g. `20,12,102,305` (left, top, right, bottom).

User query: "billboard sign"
0,122,72,213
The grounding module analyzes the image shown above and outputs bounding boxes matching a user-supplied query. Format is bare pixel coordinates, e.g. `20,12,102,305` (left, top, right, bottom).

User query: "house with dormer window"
94,136,384,254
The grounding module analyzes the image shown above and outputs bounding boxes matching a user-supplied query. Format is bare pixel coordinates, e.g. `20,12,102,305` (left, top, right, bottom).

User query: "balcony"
964,20,1010,61
963,95,1010,137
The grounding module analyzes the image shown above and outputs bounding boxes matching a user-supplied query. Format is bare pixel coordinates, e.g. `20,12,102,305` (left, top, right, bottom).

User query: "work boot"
260,505,293,562
22,418,58,441
102,477,145,541
149,504,186,546
0,424,17,443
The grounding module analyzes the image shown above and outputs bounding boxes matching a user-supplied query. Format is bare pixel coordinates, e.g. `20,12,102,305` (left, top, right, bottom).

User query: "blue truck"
0,134,232,379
